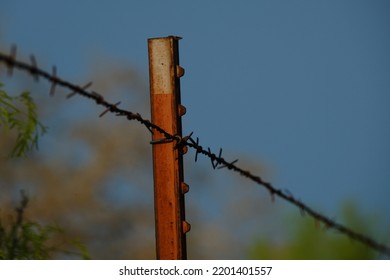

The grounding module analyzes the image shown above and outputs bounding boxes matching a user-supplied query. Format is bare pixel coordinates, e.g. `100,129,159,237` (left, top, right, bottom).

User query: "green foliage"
0,191,91,260
0,84,90,259
249,203,380,259
0,82,47,157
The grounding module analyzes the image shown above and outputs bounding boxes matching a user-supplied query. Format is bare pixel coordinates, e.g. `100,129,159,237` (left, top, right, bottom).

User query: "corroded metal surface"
148,36,189,260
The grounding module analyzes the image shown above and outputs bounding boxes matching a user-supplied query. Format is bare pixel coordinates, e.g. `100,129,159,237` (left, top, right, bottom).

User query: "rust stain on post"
148,36,189,260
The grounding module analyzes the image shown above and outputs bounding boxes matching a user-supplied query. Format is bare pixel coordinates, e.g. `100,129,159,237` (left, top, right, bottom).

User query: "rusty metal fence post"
148,36,190,260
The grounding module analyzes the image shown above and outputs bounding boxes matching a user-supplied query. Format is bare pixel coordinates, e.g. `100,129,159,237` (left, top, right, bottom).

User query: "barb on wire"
174,132,193,149
190,137,201,162
29,54,39,81
49,65,57,96
99,101,121,117
1,48,390,257
7,45,17,76
207,147,218,169
66,81,92,98
218,158,238,170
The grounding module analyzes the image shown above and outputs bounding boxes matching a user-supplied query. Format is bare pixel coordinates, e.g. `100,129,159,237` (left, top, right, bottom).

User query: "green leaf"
0,83,47,157
0,192,90,260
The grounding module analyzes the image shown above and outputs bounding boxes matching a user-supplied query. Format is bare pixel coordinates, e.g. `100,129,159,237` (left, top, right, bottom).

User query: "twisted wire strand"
1,49,389,257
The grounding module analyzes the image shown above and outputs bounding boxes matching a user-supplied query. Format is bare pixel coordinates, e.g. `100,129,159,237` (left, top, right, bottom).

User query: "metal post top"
148,35,183,95
148,35,182,42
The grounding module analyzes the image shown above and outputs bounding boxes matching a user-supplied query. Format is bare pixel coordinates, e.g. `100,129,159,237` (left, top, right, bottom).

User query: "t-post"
148,36,190,260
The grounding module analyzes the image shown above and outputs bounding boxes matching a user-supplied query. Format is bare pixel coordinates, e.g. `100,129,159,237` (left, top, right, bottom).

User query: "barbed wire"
1,46,389,257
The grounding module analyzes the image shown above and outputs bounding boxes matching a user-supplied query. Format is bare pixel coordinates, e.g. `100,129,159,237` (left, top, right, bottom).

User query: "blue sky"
1,0,390,237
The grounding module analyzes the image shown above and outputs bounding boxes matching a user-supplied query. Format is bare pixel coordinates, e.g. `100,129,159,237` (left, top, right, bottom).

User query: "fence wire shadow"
1,46,389,257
